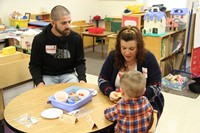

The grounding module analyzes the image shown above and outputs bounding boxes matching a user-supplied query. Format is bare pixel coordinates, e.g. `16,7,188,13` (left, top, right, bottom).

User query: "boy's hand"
109,91,121,102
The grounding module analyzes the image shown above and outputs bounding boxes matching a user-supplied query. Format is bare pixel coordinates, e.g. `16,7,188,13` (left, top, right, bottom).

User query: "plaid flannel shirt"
104,96,153,133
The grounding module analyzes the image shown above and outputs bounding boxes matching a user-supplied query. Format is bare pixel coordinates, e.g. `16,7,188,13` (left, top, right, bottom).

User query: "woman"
98,26,164,118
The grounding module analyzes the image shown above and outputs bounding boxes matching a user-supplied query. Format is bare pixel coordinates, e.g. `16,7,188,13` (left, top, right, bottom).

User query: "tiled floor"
2,74,200,133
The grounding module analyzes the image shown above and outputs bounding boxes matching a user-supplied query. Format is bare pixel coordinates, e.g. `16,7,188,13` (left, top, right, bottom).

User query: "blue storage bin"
162,78,188,91
49,86,93,112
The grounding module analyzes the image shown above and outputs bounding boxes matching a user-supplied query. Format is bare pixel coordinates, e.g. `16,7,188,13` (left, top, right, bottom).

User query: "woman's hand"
109,91,120,102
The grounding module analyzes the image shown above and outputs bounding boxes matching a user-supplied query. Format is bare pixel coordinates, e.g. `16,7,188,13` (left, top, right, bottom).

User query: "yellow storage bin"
2,46,16,55
10,18,28,28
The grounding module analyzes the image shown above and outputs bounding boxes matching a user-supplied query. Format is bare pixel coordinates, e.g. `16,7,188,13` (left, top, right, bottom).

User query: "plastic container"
2,46,16,55
48,86,93,112
10,18,28,28
162,78,188,91
88,27,104,34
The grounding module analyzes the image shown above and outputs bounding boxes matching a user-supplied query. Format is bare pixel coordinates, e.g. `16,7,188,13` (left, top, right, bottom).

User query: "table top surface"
81,31,114,37
4,83,113,133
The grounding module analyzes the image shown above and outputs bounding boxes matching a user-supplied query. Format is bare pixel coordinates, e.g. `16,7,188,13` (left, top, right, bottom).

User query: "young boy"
104,71,153,133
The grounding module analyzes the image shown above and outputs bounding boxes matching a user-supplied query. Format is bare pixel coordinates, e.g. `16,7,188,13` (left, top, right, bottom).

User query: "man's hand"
36,82,45,88
79,80,86,83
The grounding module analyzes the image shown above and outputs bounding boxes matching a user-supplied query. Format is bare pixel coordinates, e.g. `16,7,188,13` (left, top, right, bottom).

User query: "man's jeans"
43,73,79,85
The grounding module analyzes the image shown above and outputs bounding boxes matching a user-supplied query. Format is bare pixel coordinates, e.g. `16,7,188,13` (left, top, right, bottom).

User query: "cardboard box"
0,52,32,89
20,34,35,50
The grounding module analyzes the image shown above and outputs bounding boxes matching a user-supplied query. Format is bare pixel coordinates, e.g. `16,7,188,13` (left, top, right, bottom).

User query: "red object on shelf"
93,15,101,20
88,27,104,34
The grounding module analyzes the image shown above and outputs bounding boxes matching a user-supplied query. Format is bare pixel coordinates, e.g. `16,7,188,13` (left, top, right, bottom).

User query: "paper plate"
41,108,63,119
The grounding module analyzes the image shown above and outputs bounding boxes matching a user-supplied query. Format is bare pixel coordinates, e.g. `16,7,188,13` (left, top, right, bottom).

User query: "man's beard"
55,24,70,36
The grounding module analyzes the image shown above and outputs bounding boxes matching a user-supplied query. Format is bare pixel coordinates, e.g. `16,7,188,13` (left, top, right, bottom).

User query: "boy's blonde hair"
120,71,146,98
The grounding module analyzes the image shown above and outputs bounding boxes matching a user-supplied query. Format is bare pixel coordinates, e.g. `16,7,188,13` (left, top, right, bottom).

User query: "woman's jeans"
43,73,79,85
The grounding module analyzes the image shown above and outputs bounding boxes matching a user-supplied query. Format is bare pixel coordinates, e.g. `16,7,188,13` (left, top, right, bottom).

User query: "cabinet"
30,13,51,22
122,13,145,31
143,29,186,76
104,17,122,33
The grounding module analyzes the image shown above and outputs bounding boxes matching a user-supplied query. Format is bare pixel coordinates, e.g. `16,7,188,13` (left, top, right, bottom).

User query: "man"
29,5,86,87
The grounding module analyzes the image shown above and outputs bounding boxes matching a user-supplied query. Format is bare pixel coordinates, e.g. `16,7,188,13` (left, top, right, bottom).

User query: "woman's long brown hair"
114,26,147,70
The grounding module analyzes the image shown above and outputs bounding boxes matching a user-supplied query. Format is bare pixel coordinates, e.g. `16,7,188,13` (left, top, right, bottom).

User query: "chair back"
148,110,158,133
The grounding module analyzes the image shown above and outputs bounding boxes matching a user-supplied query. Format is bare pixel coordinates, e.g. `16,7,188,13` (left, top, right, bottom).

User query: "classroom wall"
0,0,96,25
0,0,188,26
147,0,188,10
0,0,139,25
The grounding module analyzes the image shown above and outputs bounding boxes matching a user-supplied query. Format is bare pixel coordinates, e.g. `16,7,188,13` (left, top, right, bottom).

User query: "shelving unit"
143,29,186,76
30,13,51,22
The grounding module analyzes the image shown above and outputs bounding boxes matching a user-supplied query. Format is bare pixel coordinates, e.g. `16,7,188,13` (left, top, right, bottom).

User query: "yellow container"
2,46,16,55
10,18,28,28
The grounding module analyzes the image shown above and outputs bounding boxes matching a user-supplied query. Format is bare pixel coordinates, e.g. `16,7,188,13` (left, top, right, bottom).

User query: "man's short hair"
51,5,70,21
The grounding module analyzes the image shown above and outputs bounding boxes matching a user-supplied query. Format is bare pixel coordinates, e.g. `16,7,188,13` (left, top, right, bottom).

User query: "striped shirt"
104,96,153,133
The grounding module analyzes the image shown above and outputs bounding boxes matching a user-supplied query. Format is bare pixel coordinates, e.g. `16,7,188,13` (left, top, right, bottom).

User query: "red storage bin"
88,27,104,34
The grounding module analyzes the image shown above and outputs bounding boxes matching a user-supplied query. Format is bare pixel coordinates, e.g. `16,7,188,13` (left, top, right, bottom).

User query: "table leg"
101,38,104,59
93,37,95,52
0,89,4,120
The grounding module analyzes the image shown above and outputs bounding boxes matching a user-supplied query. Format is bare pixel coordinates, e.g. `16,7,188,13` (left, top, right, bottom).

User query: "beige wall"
0,0,189,26
0,0,139,25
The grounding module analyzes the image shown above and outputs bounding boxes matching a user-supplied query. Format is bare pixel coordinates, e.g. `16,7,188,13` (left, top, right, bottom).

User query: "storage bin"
49,86,93,112
2,46,16,55
10,18,28,28
0,52,32,89
88,27,104,34
162,78,188,91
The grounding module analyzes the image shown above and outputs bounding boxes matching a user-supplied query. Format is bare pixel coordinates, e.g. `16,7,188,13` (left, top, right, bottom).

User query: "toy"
170,8,189,30
123,3,145,15
142,7,167,36
162,73,188,90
